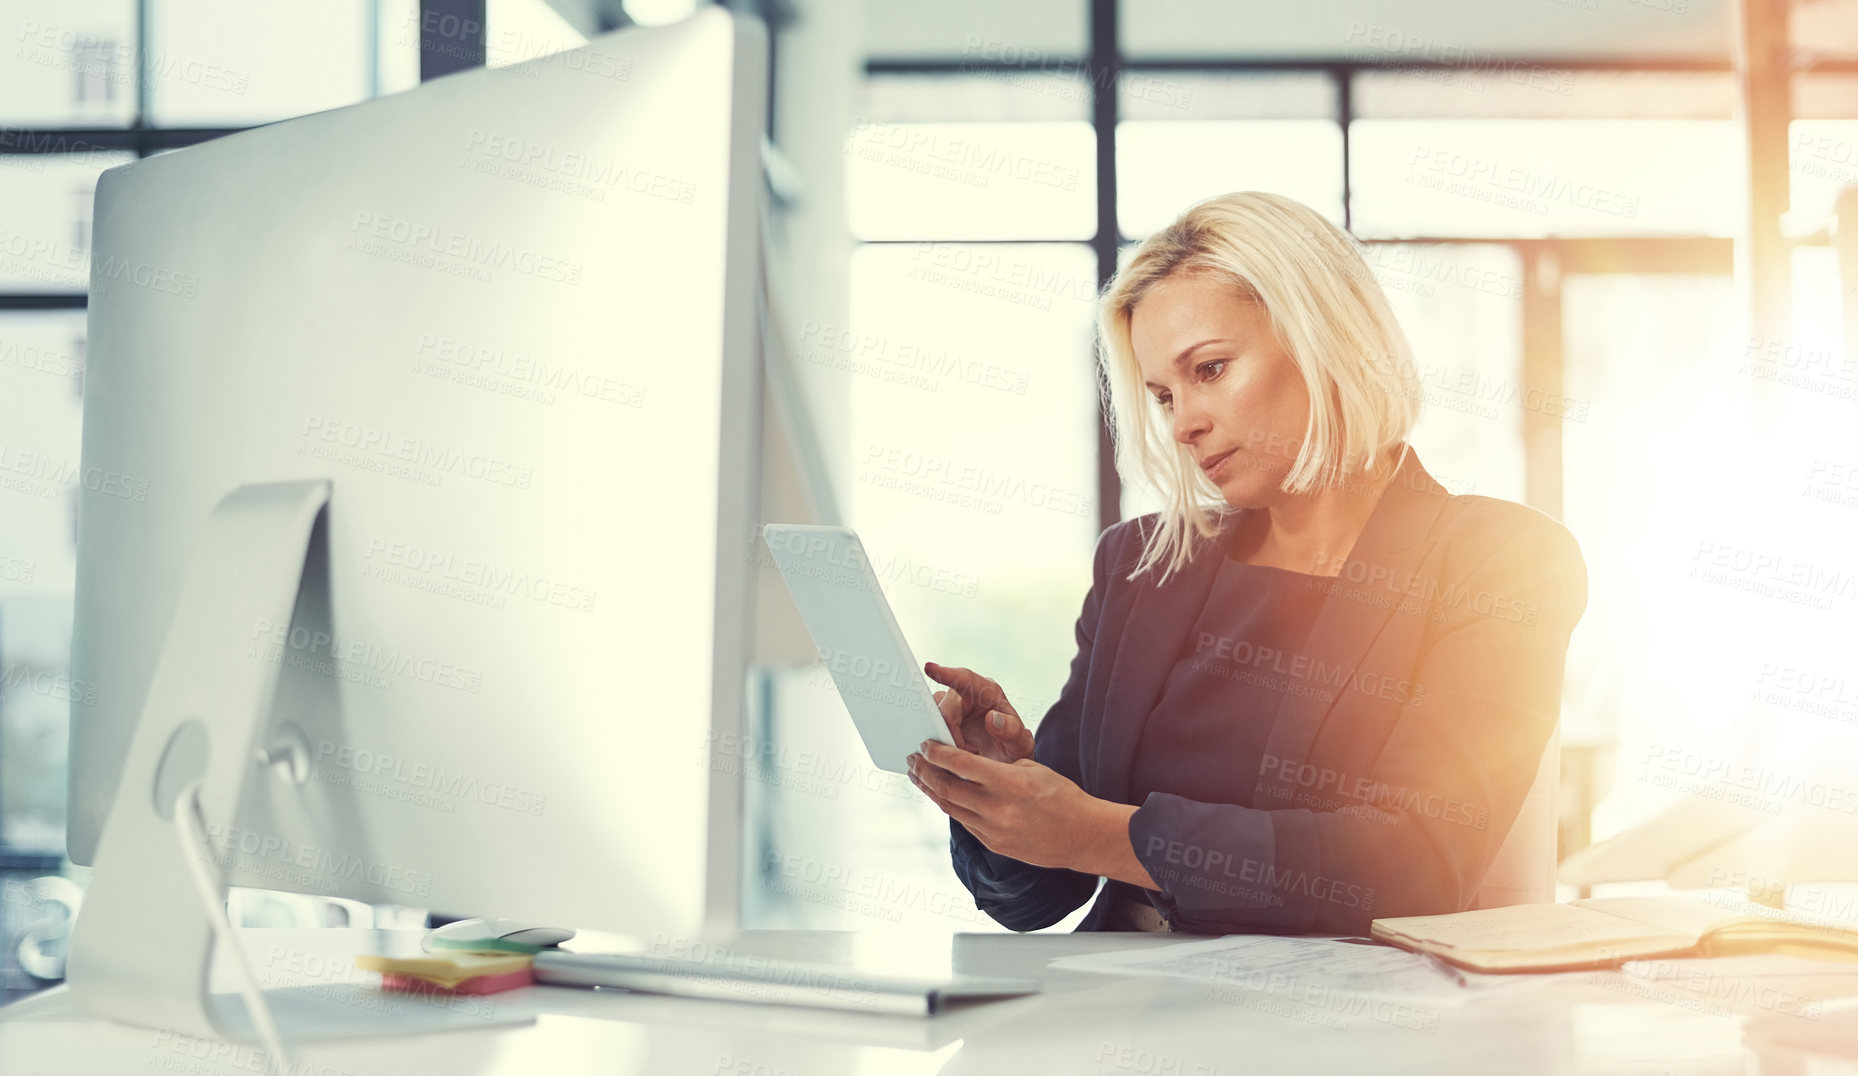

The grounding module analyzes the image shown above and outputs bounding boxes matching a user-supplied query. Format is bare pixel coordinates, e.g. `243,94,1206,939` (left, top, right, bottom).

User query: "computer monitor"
69,7,765,954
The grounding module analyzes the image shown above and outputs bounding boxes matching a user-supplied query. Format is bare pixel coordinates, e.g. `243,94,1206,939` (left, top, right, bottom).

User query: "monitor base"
67,480,331,1044
206,984,534,1042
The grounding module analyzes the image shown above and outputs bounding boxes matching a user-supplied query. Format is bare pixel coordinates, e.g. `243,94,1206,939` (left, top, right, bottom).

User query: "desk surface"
4,928,1856,1075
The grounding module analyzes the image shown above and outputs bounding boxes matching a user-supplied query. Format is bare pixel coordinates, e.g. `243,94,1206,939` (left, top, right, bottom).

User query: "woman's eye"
1153,394,1172,410
1196,359,1227,381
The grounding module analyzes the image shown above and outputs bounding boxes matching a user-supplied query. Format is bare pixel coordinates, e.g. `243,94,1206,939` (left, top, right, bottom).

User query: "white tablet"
761,524,957,774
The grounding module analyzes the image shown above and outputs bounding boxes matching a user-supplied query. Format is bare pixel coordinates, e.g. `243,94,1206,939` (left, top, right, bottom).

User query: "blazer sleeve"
947,524,1121,931
1124,513,1587,935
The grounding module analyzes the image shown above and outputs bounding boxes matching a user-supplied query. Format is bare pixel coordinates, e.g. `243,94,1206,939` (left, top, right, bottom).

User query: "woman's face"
1129,271,1312,509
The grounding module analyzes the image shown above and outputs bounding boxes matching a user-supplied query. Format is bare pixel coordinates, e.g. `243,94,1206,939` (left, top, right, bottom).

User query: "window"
0,0,137,127
486,0,586,69
865,0,1086,61
824,5,1849,917
1373,242,1527,502
1350,118,1742,238
0,3,391,996
1118,0,1731,62
752,72,1106,931
0,155,126,290
69,37,123,106
145,0,374,125
849,74,1096,240
1118,73,1345,238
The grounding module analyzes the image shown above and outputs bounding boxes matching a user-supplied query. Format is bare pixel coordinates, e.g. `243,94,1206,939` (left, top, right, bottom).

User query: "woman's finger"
917,750,1018,810
924,662,1006,709
988,709,1036,759
923,661,963,689
934,686,969,750
909,770,987,830
915,777,982,826
911,751,997,817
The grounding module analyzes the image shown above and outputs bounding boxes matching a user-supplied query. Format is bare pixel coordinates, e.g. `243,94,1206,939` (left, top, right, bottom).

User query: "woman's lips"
1201,448,1236,477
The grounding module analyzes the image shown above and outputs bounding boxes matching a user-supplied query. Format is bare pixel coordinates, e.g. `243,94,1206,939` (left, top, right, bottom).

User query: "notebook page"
1375,902,1698,957
1573,896,1760,938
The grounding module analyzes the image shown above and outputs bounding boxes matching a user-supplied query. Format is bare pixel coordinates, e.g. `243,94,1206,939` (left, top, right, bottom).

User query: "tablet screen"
761,524,957,774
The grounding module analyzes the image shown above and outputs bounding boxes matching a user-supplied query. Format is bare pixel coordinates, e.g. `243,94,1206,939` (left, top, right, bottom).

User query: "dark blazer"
949,447,1587,935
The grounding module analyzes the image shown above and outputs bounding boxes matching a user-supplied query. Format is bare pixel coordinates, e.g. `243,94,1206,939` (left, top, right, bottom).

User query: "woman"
904,191,1587,935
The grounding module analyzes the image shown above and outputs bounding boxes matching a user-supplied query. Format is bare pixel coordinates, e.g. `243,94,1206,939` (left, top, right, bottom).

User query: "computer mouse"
423,917,576,951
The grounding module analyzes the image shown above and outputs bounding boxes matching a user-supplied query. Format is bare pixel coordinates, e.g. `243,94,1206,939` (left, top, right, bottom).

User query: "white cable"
171,780,293,1076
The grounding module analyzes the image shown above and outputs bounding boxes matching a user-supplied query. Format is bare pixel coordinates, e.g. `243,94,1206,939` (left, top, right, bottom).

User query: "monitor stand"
64,480,533,1048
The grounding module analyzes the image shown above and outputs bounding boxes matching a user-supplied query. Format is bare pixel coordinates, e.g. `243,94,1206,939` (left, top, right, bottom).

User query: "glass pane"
487,0,585,69
755,242,1101,930
0,312,85,590
1789,119,1858,238
0,152,133,291
147,0,372,125
1784,246,1850,396
1563,251,1858,846
1793,1,1858,60
1557,273,1752,840
849,77,1095,241
1796,73,1858,120
848,121,1095,240
1375,243,1527,502
0,0,137,127
1,595,75,853
1117,120,1345,239
1113,240,1166,522
377,0,421,97
1119,70,1336,123
0,310,88,854
847,242,1100,716
1354,69,1734,120
1350,119,1742,238
866,0,1085,61
748,667,999,931
1120,0,1731,61
861,73,1089,123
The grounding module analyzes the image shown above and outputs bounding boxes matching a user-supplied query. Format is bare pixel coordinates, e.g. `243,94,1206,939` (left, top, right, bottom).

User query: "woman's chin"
1214,477,1280,510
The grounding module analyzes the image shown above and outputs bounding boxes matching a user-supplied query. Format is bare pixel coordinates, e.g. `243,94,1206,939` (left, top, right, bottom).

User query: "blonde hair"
1098,191,1423,583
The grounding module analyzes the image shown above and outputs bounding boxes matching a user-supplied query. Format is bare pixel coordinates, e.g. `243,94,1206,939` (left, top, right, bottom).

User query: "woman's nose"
1170,399,1210,444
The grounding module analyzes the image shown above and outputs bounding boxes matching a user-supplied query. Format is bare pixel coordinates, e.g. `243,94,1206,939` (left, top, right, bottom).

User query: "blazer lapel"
1254,446,1452,802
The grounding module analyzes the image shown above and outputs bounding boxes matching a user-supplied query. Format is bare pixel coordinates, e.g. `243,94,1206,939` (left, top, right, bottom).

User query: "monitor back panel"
72,11,765,937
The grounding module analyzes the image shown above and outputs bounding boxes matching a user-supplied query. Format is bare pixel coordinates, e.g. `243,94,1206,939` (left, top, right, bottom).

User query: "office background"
2,0,1856,1002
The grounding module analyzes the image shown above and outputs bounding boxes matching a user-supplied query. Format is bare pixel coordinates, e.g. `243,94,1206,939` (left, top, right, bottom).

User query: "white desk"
3,928,1855,1075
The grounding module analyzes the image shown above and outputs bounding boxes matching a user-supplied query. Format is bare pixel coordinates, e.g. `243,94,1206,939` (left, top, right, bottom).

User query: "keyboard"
532,949,1040,1016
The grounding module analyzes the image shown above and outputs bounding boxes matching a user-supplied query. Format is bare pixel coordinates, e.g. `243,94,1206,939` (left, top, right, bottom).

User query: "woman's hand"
924,661,1033,764
906,740,1104,871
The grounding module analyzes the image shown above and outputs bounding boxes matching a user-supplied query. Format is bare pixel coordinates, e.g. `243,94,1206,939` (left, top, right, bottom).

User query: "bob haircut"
1098,191,1424,583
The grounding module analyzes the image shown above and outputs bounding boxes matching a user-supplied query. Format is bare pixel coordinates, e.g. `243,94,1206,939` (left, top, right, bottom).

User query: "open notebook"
1371,896,1858,973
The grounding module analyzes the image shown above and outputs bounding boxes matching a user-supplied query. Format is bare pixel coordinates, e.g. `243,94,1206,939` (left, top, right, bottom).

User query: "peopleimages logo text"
350,211,583,285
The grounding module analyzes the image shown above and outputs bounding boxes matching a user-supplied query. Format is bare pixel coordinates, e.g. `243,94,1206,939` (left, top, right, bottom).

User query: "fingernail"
920,740,932,754
991,711,1005,729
